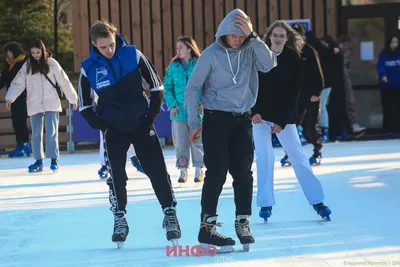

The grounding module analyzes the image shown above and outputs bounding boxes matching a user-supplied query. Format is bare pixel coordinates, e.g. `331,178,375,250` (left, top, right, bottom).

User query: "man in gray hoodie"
184,9,276,252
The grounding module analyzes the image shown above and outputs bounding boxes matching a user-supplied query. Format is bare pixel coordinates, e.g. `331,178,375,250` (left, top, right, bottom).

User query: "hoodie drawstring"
225,49,241,85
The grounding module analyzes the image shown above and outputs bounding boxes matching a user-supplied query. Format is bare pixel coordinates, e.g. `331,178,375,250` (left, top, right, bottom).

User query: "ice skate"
98,165,110,179
198,214,235,253
131,156,145,174
112,212,129,249
309,152,322,166
280,155,291,167
194,168,204,183
50,159,59,172
162,207,181,246
313,202,331,221
259,206,272,223
235,215,254,252
321,128,329,143
28,159,43,173
177,168,188,183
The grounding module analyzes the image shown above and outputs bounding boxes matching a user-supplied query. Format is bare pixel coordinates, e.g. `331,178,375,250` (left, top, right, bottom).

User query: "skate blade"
199,243,234,254
170,239,179,246
116,242,124,249
242,243,250,252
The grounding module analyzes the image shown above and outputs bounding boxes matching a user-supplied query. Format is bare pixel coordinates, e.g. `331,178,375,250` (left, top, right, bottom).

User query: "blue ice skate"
313,203,331,220
259,206,272,223
280,155,291,167
131,156,145,174
98,165,110,179
309,152,322,166
28,159,43,173
322,128,329,143
50,159,59,172
8,142,31,158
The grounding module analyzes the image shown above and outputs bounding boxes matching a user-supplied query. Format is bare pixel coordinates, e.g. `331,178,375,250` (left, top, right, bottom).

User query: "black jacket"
252,46,301,129
305,31,336,89
297,44,324,117
0,60,27,96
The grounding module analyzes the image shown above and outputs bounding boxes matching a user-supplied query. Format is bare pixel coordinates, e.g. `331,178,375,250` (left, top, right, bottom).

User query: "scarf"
6,54,26,71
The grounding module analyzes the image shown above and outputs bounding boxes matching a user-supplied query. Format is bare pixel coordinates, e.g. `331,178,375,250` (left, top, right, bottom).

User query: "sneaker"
194,167,204,183
178,168,188,183
352,123,366,134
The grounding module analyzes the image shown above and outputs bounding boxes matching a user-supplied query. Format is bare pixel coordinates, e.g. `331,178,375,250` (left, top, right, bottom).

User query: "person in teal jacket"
164,36,204,184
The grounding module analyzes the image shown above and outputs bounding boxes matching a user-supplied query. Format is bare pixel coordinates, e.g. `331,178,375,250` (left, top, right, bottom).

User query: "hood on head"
215,9,249,50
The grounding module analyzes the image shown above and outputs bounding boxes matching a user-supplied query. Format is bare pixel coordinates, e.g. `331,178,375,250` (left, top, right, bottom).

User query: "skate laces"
163,212,179,232
114,216,127,234
204,222,228,240
235,219,251,237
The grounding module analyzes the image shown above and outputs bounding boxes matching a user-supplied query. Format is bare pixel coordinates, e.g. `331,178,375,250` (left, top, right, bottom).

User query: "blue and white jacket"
78,35,163,132
377,50,400,89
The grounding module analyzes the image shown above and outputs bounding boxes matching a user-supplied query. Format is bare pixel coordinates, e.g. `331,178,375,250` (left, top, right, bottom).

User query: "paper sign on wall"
360,41,374,61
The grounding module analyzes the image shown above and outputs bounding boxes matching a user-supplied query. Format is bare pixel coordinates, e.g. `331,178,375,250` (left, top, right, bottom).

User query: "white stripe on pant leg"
253,121,276,207
127,144,136,158
277,124,324,205
99,131,106,166
103,130,120,213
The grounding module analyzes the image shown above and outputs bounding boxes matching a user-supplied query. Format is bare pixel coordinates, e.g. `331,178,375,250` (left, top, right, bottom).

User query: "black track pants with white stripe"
102,122,177,214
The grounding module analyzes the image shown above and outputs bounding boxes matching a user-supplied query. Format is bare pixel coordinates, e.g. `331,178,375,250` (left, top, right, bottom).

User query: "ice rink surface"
0,140,399,267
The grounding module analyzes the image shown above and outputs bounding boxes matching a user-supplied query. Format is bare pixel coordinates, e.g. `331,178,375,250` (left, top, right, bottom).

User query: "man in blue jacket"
78,20,180,248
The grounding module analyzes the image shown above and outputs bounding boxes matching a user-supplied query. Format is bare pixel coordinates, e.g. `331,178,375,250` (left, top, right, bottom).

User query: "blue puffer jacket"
164,58,202,120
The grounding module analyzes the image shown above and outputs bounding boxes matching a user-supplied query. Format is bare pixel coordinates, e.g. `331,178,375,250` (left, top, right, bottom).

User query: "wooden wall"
0,89,71,151
72,0,339,74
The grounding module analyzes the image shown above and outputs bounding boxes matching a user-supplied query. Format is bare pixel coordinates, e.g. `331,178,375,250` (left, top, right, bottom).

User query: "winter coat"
164,58,201,120
5,58,78,116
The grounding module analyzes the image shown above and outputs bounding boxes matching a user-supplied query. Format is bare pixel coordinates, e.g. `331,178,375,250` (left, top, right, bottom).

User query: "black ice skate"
112,212,129,249
235,215,254,252
198,214,235,253
162,207,181,246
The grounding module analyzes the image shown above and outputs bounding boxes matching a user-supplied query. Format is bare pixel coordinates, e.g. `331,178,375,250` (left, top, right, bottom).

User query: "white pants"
99,131,136,166
253,121,324,207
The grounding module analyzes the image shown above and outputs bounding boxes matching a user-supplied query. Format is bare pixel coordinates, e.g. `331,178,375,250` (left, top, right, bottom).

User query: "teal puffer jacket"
164,58,202,121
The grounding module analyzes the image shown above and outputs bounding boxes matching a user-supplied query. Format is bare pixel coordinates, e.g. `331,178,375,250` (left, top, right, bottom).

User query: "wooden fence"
72,0,340,75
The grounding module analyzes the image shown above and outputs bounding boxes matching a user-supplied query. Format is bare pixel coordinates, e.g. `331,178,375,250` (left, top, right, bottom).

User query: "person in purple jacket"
376,35,400,136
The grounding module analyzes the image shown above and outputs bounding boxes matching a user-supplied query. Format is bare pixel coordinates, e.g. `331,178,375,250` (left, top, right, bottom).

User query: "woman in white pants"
98,131,144,179
252,21,331,222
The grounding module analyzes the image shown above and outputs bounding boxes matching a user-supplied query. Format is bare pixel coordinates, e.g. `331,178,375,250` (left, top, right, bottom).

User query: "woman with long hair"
5,39,78,172
0,42,30,158
164,36,204,184
252,21,331,222
376,35,400,135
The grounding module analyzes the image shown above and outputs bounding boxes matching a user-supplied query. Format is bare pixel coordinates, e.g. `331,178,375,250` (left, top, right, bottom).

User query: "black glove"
80,109,108,131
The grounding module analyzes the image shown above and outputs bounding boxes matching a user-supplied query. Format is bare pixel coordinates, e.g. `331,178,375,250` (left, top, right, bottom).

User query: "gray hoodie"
184,9,277,130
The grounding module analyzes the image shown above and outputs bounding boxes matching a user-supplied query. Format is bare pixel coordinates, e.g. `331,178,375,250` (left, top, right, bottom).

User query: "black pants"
11,91,29,143
302,102,322,154
201,109,254,216
380,87,400,133
102,122,176,214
